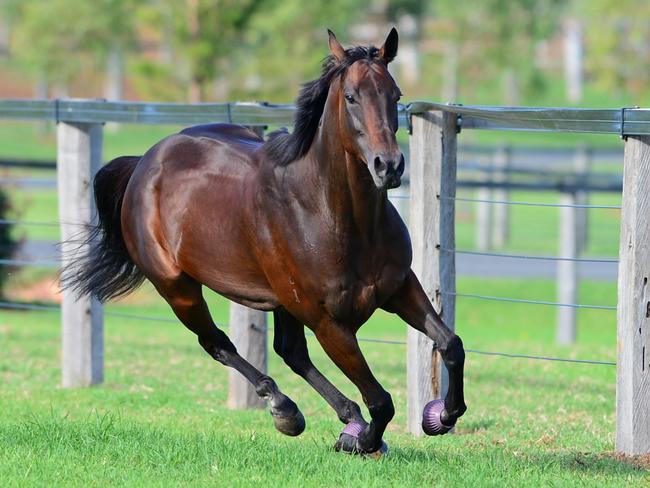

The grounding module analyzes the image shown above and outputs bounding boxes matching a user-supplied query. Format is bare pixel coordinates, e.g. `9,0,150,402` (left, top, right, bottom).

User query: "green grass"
1,277,646,486
0,119,642,486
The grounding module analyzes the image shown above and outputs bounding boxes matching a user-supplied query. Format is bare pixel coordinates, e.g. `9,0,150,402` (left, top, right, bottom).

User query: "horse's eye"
344,94,356,104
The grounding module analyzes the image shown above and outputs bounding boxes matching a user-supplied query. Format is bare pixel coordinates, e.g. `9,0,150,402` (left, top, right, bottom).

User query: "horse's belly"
176,227,278,309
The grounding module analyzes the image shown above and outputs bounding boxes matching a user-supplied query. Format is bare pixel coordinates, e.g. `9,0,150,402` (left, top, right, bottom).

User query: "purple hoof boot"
334,421,388,457
422,399,454,436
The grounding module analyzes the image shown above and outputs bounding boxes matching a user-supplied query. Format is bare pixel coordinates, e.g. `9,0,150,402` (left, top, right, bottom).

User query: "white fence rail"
1,98,648,456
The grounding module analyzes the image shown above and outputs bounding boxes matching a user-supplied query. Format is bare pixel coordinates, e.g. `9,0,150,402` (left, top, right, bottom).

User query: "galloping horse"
65,28,466,455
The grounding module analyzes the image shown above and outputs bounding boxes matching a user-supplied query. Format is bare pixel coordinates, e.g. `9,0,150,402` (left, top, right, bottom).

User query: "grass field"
1,122,647,486
2,277,646,486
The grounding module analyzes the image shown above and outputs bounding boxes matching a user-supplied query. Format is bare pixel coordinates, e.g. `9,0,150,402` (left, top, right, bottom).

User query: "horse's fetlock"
338,401,364,424
255,376,278,400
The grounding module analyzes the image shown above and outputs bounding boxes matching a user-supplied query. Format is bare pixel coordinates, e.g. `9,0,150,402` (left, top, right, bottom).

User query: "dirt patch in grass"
6,276,62,303
606,452,650,471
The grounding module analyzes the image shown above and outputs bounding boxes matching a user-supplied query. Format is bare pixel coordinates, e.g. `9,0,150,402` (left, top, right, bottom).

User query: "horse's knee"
367,390,395,425
439,334,465,369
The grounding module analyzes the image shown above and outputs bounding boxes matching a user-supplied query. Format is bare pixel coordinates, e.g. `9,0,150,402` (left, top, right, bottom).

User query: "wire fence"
443,195,622,209
0,300,616,367
441,248,618,264
0,162,620,371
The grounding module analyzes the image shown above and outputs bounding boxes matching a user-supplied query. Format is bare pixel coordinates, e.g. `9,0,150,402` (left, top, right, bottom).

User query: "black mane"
264,45,382,166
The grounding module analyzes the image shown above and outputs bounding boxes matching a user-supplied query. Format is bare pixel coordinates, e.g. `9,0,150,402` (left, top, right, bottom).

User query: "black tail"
61,156,145,302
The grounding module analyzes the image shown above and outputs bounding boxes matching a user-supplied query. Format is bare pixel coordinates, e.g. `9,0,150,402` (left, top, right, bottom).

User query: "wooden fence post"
475,180,492,251
228,124,268,410
556,192,578,345
574,144,591,254
616,135,650,455
57,120,104,387
492,145,511,248
407,109,457,435
228,304,267,409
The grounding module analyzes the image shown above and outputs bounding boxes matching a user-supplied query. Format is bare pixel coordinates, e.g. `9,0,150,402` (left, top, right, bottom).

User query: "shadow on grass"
389,444,647,478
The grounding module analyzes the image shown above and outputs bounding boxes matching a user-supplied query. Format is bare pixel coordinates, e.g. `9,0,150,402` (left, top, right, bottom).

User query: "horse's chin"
373,175,401,191
384,176,402,190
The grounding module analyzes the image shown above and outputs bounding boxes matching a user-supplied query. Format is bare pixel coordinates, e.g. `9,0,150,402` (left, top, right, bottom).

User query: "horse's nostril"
374,157,387,177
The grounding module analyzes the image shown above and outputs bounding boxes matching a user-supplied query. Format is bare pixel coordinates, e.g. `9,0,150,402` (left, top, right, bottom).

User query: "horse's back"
179,123,264,150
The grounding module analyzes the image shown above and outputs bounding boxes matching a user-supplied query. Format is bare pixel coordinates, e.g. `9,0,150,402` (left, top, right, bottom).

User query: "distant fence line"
0,98,648,456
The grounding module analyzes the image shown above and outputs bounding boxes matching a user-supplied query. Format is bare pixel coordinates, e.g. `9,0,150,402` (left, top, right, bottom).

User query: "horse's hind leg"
273,309,365,425
155,274,305,436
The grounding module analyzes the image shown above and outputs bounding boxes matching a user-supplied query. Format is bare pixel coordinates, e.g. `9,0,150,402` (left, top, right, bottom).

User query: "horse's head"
328,28,404,190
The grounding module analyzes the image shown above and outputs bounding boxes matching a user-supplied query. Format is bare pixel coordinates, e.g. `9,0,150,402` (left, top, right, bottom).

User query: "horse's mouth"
384,174,402,189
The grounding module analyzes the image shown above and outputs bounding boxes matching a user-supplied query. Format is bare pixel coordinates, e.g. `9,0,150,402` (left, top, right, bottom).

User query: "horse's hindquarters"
122,132,277,308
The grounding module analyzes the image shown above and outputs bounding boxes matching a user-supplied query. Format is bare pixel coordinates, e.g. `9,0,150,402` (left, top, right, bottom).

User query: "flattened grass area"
1,277,647,486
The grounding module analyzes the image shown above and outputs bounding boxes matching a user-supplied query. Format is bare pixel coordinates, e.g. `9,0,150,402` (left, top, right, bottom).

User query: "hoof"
271,402,305,437
334,421,388,457
422,399,454,436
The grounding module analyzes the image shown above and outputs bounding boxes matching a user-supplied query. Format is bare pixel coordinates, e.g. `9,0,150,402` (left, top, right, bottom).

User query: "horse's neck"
306,118,387,236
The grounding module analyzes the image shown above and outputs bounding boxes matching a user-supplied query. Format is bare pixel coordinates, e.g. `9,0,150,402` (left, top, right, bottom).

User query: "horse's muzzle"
374,153,405,190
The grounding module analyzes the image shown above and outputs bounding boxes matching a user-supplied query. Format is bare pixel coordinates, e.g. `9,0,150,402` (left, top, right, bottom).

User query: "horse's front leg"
314,323,393,455
383,270,467,429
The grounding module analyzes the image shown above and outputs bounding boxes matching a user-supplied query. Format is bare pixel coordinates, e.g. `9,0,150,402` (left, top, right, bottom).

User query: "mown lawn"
1,276,646,486
1,117,644,486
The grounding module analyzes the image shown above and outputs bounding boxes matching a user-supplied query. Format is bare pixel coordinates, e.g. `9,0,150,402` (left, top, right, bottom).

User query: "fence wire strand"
443,195,621,209
440,247,618,264
0,300,616,367
0,257,59,267
442,291,617,310
0,218,60,227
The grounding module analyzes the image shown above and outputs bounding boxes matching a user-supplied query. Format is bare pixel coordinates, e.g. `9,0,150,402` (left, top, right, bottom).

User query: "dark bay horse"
64,28,466,455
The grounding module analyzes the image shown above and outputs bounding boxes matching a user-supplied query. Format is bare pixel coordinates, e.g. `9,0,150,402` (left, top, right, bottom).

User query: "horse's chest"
322,271,400,326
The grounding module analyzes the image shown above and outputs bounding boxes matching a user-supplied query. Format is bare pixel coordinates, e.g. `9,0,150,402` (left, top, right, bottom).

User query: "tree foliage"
574,0,650,97
2,0,650,104
4,0,141,87
433,0,568,101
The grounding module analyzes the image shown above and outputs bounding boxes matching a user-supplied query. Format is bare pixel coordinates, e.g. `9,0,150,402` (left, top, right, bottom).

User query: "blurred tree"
575,0,650,99
0,189,18,299
433,0,568,104
142,0,265,102
238,0,369,101
4,0,141,97
370,0,429,87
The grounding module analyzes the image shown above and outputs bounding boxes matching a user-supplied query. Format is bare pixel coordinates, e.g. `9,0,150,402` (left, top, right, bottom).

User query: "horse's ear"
328,29,346,62
379,27,398,64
